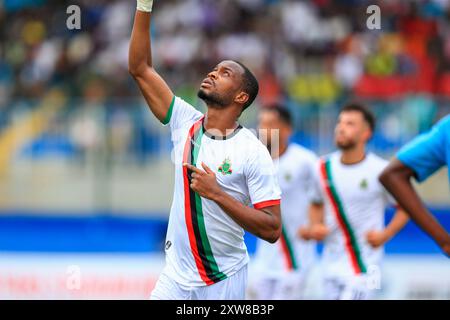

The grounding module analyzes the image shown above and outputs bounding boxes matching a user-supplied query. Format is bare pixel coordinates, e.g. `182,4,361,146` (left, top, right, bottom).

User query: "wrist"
303,227,312,240
382,229,393,242
210,188,225,203
137,0,154,12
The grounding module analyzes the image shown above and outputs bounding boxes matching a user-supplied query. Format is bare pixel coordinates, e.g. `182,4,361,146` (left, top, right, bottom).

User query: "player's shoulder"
366,152,389,171
288,143,318,164
289,143,317,158
435,114,450,130
237,126,263,145
319,151,339,163
237,127,272,158
173,96,203,117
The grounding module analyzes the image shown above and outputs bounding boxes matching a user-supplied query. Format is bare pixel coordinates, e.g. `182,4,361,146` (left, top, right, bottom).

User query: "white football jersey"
310,151,395,278
161,96,281,287
253,144,318,278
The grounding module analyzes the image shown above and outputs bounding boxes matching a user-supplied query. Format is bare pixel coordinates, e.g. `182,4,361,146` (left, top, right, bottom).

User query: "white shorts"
150,265,248,300
323,275,377,300
248,272,306,300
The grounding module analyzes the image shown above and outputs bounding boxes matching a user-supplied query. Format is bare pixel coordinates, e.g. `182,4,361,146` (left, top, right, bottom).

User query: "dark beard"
336,141,356,150
197,89,230,108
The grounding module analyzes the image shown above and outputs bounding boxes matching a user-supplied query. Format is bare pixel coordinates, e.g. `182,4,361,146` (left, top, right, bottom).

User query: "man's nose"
208,71,218,80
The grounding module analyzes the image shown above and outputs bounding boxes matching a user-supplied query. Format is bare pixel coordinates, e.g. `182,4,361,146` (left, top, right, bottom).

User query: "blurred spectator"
1,0,450,159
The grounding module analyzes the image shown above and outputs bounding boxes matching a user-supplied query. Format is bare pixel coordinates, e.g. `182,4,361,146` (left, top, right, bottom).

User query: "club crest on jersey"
284,172,292,182
360,178,368,190
218,157,232,175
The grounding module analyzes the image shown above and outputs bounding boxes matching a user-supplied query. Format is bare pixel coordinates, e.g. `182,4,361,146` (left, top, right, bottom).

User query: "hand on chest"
195,142,245,185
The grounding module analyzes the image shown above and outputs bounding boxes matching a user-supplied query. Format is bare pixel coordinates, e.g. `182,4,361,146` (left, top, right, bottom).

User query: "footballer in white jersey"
301,104,409,300
129,2,282,300
160,97,281,289
250,106,318,300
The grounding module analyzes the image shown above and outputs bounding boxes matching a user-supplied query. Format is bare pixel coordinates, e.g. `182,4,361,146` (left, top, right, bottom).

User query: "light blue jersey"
397,115,450,183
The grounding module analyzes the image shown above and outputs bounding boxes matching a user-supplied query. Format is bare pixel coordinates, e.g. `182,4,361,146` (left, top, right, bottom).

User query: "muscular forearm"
212,191,281,243
380,163,450,248
128,11,152,75
128,1,173,123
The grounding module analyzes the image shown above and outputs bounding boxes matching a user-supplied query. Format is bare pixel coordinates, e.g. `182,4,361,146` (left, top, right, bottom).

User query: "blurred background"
0,0,449,299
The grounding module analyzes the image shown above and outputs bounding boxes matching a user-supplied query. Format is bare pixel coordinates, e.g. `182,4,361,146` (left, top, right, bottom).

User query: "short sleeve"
383,189,398,208
246,144,282,209
380,169,398,207
375,158,398,207
162,96,203,132
308,159,325,204
397,117,448,183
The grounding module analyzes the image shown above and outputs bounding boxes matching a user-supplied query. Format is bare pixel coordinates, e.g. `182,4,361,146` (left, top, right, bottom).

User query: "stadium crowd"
1,0,450,158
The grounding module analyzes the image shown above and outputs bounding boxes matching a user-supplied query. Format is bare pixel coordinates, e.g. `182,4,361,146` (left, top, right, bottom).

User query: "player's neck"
273,142,288,159
340,146,367,165
204,108,239,135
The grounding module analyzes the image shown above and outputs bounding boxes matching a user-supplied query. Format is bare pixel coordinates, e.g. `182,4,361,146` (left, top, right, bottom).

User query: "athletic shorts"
323,275,377,300
150,264,248,300
248,272,306,300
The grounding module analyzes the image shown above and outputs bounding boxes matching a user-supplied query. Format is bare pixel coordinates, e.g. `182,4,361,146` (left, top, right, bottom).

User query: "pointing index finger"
183,163,204,174
201,162,213,174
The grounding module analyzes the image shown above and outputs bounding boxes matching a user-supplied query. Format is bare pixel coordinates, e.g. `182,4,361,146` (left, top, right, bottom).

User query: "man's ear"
235,91,249,106
363,128,373,142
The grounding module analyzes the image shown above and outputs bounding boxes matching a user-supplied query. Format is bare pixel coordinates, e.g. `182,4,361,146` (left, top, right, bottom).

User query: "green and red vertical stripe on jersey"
182,117,227,285
279,226,298,271
319,158,367,274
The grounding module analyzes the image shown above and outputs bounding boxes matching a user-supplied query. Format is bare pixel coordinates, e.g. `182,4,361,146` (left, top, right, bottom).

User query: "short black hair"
340,102,376,132
233,61,259,111
262,103,292,127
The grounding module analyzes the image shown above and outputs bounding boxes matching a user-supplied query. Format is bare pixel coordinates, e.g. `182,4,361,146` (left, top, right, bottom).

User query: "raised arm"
128,1,173,123
380,159,450,256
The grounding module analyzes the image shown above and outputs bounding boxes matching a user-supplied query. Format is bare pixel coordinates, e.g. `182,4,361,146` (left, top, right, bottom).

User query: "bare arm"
128,9,173,123
384,209,409,240
309,202,325,225
367,208,409,248
213,192,281,243
379,159,450,255
298,202,329,241
185,163,281,243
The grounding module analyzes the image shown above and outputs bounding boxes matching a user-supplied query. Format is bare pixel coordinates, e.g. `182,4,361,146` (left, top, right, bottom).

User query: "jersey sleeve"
245,144,282,209
308,159,325,204
162,96,203,132
396,116,449,183
378,160,398,207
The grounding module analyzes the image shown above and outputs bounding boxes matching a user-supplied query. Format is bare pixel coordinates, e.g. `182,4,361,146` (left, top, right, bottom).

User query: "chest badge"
218,157,233,175
360,178,368,190
284,172,292,182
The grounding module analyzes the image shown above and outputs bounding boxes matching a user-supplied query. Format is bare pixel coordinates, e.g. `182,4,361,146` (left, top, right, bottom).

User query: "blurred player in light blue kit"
380,115,450,257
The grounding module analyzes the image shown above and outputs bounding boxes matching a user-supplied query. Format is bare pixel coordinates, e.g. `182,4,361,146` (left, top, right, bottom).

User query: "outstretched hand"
183,162,223,201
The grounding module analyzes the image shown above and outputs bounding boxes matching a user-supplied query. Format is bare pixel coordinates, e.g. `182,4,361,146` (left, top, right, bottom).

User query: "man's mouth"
201,78,214,88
